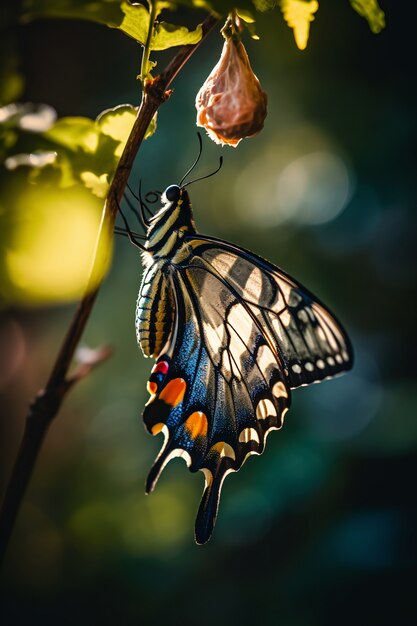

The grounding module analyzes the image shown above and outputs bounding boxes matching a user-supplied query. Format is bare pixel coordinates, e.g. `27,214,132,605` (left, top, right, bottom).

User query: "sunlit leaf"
279,0,319,50
44,117,99,153
97,104,137,157
2,103,138,197
151,20,202,50
117,2,203,49
116,1,149,45
349,0,385,34
235,7,260,39
236,9,256,23
80,171,109,198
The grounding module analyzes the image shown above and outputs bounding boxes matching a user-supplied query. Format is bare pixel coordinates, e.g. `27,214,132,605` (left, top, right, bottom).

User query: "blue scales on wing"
142,236,353,544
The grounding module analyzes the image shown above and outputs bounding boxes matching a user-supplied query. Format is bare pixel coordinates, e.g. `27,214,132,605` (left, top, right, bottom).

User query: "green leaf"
117,2,202,49
44,117,100,153
117,1,149,45
21,0,124,27
97,103,137,156
22,0,151,45
151,20,202,50
80,171,109,198
22,1,202,50
236,9,256,23
2,103,140,197
236,11,260,39
349,0,385,34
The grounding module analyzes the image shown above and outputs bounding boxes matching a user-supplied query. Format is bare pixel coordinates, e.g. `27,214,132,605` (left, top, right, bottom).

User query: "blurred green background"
1,1,416,625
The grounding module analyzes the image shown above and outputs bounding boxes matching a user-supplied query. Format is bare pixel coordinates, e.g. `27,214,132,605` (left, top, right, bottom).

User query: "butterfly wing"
188,236,354,388
143,236,353,544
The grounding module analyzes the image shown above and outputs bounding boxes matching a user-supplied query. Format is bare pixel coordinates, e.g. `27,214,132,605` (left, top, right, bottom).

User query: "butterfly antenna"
139,179,156,226
124,191,147,230
183,156,223,188
114,226,146,241
115,194,146,250
128,181,155,218
179,132,203,187
126,182,140,202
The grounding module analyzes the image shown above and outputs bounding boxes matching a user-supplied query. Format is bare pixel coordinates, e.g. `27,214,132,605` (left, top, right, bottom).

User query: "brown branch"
0,13,218,566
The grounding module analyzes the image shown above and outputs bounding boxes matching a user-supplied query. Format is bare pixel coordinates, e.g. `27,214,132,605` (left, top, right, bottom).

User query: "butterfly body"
136,186,196,357
135,184,353,544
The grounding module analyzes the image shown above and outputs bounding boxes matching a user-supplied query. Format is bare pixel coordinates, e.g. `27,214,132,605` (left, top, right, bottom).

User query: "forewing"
188,236,354,388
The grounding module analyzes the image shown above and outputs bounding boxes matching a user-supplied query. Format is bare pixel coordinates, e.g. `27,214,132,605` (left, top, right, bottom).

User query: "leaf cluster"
20,1,385,54
1,102,143,197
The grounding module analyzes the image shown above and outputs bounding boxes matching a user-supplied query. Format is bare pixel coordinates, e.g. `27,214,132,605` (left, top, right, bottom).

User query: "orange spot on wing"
147,381,158,395
151,422,164,435
159,378,186,407
185,411,208,439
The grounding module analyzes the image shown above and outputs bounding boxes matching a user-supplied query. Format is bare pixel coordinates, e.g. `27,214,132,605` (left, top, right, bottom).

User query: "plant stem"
140,0,158,82
0,12,218,566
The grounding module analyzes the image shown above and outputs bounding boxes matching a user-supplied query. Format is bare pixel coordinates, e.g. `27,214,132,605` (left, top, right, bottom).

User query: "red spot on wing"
152,360,169,376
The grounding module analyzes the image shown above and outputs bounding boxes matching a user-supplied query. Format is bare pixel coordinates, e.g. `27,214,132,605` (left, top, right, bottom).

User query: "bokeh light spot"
276,151,352,225
235,128,353,229
5,151,57,171
3,186,111,305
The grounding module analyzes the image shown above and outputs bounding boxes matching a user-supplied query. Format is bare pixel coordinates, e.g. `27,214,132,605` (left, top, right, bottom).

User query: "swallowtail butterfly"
118,147,353,544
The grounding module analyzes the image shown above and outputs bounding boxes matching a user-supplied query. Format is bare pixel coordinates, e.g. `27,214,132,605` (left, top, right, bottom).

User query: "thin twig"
140,0,158,81
0,13,218,566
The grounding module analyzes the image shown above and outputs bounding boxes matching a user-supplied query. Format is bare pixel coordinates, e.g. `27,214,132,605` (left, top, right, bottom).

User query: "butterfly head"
160,183,191,212
148,184,192,225
163,185,182,204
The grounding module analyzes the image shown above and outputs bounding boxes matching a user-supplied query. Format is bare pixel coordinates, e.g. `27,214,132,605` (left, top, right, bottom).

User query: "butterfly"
117,146,353,545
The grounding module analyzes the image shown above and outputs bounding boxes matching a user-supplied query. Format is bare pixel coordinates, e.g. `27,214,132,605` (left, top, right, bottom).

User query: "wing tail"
145,429,192,494
195,463,234,545
145,444,169,494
